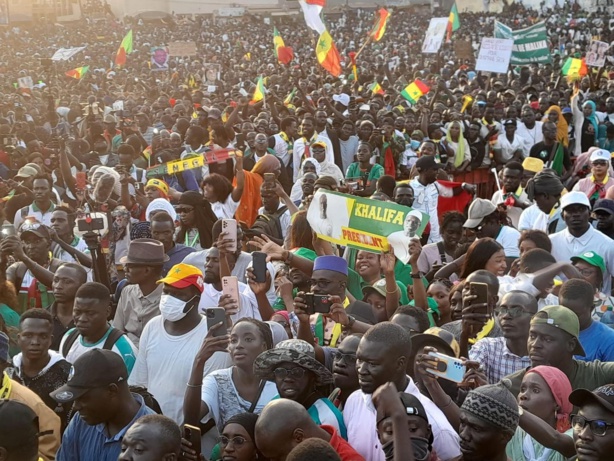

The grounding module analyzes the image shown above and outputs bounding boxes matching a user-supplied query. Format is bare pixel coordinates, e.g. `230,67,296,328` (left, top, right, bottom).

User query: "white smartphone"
426,351,466,383
221,219,237,252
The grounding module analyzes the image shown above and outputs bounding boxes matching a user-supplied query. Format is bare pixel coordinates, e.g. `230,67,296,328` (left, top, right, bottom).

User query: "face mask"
159,294,195,322
410,139,421,150
381,437,430,461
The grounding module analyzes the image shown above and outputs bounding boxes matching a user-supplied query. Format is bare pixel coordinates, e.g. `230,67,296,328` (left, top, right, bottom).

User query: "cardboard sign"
475,38,514,73
422,18,448,54
150,46,169,71
454,40,474,60
51,46,86,61
307,190,429,264
168,41,197,57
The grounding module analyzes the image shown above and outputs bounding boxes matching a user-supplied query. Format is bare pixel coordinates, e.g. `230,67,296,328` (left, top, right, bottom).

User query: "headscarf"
525,170,564,202
146,198,177,222
265,320,289,346
252,154,280,176
543,106,569,147
525,366,573,432
222,413,264,459
446,121,466,168
301,157,321,176
583,100,600,145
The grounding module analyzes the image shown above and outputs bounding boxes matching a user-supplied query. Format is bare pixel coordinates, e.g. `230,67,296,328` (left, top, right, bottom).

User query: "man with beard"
393,184,414,207
592,199,614,239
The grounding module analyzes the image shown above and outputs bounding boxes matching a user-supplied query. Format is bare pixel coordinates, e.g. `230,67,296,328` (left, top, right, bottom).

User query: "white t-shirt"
198,282,261,322
201,367,277,430
518,204,547,232
211,195,240,220
496,225,521,258
129,315,231,425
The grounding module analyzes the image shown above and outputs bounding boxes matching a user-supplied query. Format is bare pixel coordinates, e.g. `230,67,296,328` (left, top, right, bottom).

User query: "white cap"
560,191,591,210
590,148,612,163
332,93,350,107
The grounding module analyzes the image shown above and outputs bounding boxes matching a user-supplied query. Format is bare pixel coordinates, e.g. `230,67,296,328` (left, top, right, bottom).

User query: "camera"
77,213,105,233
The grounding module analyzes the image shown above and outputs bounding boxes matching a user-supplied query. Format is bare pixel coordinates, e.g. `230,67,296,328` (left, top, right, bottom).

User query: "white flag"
299,0,326,35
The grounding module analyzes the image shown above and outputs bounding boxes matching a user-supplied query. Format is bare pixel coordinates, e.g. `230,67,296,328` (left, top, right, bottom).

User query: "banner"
150,46,169,71
422,17,448,54
147,148,240,178
475,37,514,73
586,40,609,67
306,190,429,264
494,21,551,65
454,40,475,60
168,41,197,57
51,46,86,61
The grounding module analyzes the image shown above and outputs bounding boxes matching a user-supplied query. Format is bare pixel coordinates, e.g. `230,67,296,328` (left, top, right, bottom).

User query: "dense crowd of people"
4,1,614,460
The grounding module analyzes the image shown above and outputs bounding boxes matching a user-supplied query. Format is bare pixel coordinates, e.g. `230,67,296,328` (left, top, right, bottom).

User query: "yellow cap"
522,157,544,173
146,178,169,196
157,263,204,292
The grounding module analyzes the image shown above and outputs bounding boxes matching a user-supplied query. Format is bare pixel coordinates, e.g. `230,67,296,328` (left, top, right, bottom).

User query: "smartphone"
303,293,332,315
182,424,202,456
263,172,276,186
468,282,489,316
1,223,15,237
252,251,267,284
221,219,237,252
222,276,240,309
205,307,227,337
426,351,466,383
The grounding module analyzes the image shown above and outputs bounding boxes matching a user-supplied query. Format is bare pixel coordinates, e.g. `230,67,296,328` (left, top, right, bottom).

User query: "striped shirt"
57,393,155,461
469,336,530,384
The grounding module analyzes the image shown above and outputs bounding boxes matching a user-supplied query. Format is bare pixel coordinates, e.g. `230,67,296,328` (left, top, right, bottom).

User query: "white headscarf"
146,198,177,222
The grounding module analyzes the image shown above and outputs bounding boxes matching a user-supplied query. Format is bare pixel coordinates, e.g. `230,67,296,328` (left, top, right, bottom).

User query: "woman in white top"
202,155,245,219
311,141,344,186
290,158,321,203
443,121,470,173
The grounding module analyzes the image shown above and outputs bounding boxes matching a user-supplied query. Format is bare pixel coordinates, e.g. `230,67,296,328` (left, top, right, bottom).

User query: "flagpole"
353,36,372,62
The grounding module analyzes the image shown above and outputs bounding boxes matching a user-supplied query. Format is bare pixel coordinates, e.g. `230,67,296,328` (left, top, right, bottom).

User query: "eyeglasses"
592,160,608,166
273,367,307,379
333,351,357,364
494,306,533,318
309,279,340,290
576,267,598,277
571,414,614,436
175,207,194,214
218,436,251,447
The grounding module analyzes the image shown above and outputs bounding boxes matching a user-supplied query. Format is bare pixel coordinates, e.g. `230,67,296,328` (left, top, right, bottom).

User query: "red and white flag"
299,0,326,34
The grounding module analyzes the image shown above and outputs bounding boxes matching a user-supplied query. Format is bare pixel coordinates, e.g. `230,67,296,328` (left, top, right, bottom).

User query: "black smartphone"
183,424,201,456
469,282,489,316
252,251,267,283
205,307,227,337
304,293,332,315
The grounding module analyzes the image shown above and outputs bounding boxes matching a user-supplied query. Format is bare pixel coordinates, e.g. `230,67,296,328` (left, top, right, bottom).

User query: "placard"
586,40,609,67
150,46,169,71
454,40,474,60
168,41,197,57
475,38,513,73
494,20,551,65
422,17,448,54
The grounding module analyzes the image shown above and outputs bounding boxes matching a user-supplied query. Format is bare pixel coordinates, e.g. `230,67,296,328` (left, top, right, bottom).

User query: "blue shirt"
164,243,196,276
57,393,155,461
576,320,614,362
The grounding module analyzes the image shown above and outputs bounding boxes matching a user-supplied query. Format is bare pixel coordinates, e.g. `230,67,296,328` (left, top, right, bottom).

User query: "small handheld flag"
251,76,265,104
65,66,89,79
401,80,430,104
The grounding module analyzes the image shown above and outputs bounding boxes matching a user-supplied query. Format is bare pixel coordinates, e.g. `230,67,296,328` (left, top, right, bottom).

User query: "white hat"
560,191,591,210
590,148,611,163
332,93,350,107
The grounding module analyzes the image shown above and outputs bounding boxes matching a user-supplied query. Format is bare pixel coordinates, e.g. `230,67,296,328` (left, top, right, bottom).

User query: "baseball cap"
560,191,590,210
19,222,50,240
464,198,497,228
362,278,387,299
0,400,39,451
14,165,39,179
157,263,204,293
103,114,117,124
590,148,611,163
571,251,606,275
411,326,460,357
332,93,350,107
570,384,614,414
399,392,429,422
594,198,614,215
415,155,439,170
50,349,128,403
312,141,327,149
503,119,517,127
207,108,222,120
562,107,572,115
530,305,585,356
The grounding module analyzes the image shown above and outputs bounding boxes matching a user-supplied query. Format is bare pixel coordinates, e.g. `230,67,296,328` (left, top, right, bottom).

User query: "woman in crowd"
175,191,218,250
218,413,267,461
345,142,384,197
444,120,470,172
310,141,344,186
435,238,507,280
202,155,245,220
544,105,569,147
417,211,464,282
290,158,320,204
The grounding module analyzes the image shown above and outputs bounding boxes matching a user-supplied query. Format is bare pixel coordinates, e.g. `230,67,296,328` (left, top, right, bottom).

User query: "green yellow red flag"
316,30,342,77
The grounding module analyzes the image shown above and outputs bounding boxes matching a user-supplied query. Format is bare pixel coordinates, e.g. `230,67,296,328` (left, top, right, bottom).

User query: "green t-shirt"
345,163,384,187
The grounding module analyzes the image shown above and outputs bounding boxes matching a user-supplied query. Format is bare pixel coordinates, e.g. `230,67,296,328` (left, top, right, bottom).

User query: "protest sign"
494,21,551,65
454,40,474,60
306,190,429,264
475,38,513,73
147,148,240,178
586,40,609,67
204,63,221,83
150,46,169,71
168,41,197,57
422,18,448,54
51,47,86,61
17,76,33,90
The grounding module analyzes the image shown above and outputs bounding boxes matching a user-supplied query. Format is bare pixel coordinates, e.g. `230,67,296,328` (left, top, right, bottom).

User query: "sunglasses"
494,306,533,318
273,367,306,379
175,207,194,214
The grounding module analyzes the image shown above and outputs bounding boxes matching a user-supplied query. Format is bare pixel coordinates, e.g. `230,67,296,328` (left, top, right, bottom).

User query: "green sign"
494,21,551,65
306,190,429,264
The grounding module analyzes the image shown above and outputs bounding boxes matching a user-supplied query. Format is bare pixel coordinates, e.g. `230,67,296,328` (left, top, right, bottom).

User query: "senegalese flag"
371,82,384,95
401,79,430,104
273,27,293,65
561,57,588,79
348,51,358,81
370,8,390,41
284,87,297,106
316,29,342,77
115,30,133,67
446,2,460,41
251,76,265,104
65,66,89,79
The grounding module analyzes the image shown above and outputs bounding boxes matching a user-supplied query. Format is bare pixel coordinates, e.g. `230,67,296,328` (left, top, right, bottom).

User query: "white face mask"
159,294,195,322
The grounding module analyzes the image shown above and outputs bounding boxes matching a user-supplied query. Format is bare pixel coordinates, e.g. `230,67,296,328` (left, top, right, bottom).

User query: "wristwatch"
284,250,294,265
344,315,356,330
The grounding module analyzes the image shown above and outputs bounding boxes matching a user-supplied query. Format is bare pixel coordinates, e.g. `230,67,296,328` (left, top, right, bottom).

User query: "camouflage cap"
253,339,333,386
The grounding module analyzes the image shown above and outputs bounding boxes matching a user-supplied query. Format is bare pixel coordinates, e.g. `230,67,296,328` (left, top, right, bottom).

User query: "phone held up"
303,293,331,315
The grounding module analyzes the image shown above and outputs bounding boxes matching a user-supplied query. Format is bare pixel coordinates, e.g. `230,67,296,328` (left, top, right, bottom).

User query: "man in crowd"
118,414,182,461
0,400,41,461
13,174,56,230
150,211,196,276
570,384,614,461
49,207,92,267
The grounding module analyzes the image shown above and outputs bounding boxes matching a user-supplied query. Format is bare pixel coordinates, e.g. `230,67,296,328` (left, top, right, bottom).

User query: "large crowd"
4,1,614,461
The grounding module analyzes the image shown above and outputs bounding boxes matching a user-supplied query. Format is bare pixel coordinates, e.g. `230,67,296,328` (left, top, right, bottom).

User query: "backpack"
249,205,288,242
61,327,124,358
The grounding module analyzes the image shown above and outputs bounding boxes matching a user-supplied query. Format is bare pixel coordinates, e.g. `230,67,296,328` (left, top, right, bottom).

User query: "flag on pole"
547,143,565,175
316,29,342,77
284,87,297,106
299,0,326,34
251,76,265,104
446,3,460,41
273,27,294,64
348,51,358,82
561,57,588,79
115,30,133,67
401,80,430,104
65,66,89,79
370,8,391,41
371,82,385,95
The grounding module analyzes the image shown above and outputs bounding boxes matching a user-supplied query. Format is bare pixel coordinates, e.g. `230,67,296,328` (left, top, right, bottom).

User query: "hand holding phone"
303,293,332,315
221,219,237,253
182,424,202,457
252,252,267,283
205,308,227,337
222,276,240,310
425,351,466,383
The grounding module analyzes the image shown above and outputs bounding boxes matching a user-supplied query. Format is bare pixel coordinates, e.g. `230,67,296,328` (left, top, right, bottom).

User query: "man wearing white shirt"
293,116,333,181
343,323,460,461
550,191,614,293
516,106,544,157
